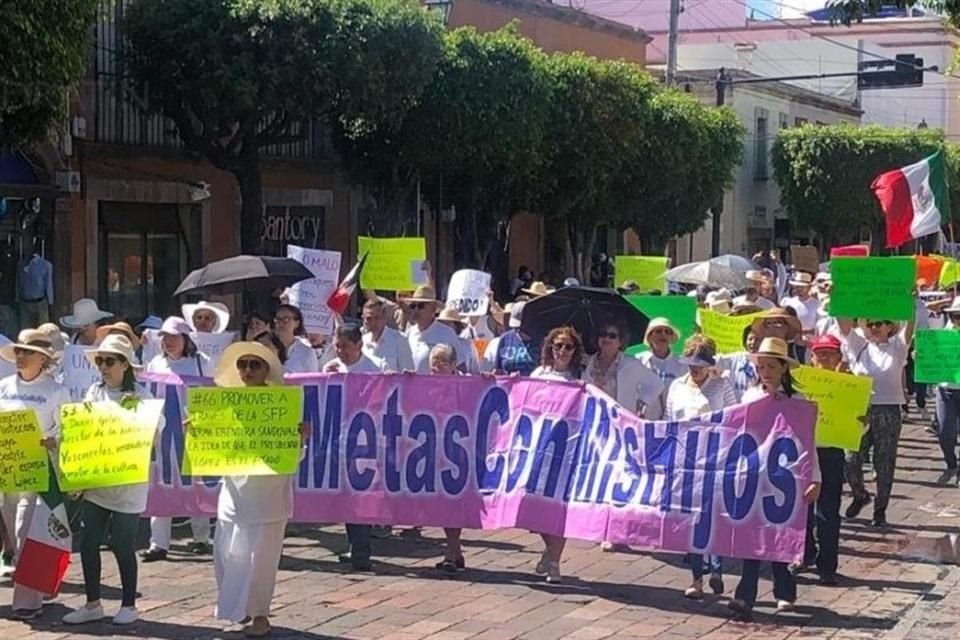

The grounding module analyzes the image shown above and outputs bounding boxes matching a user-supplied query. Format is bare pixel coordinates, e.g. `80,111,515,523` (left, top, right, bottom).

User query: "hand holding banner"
829,257,916,321
699,309,762,354
185,387,304,476
287,245,342,334
0,410,49,493
913,329,960,384
59,399,164,491
793,366,872,450
446,269,492,317
357,236,427,291
614,256,668,292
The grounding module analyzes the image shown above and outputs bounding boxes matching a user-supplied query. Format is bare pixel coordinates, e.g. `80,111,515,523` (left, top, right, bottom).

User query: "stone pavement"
2,414,958,640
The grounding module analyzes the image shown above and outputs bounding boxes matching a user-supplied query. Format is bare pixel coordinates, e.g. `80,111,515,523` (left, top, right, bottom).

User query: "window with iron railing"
91,0,331,160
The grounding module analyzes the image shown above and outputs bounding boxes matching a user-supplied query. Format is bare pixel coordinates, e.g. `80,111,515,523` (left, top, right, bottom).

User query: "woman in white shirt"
0,330,70,620
209,342,309,638
664,336,736,600
636,317,684,391
62,336,156,626
838,318,913,527
729,337,821,621
274,304,319,374
141,317,213,562
529,327,584,584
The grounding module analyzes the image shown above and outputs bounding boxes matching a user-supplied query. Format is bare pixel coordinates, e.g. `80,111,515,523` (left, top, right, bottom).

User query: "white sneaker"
113,606,139,625
63,604,104,624
776,599,795,612
600,541,614,552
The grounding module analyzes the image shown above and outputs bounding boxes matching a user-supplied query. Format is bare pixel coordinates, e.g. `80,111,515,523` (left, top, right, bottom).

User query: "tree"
0,1,99,150
772,124,959,249
827,0,959,25
124,0,441,253
534,53,659,282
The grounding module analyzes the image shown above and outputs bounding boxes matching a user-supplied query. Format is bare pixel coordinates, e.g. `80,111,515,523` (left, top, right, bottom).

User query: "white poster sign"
62,345,101,402
0,335,15,379
446,269,491,317
287,245,342,334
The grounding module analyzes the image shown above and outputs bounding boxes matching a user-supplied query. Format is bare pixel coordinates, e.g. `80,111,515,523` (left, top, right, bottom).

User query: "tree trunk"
563,220,597,284
235,162,264,255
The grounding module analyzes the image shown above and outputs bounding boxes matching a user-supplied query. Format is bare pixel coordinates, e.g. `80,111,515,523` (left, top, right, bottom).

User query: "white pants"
149,517,213,550
213,519,286,622
2,493,47,612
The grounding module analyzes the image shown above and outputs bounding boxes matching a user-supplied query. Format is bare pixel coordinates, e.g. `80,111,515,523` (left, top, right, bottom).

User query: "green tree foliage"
772,124,959,247
826,0,958,25
0,0,99,150
124,0,441,253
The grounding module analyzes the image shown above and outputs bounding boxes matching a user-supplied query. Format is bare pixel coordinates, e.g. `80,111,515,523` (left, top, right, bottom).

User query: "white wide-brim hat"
85,335,142,370
214,342,285,387
182,301,230,333
60,298,113,329
0,329,59,363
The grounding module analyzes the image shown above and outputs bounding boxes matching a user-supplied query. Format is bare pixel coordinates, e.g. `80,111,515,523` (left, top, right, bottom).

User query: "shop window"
99,202,191,322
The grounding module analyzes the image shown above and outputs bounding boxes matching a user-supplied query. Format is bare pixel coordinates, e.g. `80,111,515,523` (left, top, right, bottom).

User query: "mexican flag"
871,150,951,248
12,468,72,595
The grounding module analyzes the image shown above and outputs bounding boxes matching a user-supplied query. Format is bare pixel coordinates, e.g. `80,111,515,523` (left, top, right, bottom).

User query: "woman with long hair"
728,337,821,621
274,304,319,373
62,336,157,626
0,330,70,620
528,326,585,583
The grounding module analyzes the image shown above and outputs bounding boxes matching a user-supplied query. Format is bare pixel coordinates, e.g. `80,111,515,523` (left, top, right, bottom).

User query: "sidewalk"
2,414,957,640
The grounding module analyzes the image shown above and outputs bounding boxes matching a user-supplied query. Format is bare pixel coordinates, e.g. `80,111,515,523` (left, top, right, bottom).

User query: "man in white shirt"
361,299,414,373
401,286,465,373
780,271,821,361
733,271,775,311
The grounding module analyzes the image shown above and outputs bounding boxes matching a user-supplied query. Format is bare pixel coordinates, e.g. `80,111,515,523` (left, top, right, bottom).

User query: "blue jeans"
687,553,722,580
345,524,371,562
735,560,796,607
936,387,960,470
805,447,844,576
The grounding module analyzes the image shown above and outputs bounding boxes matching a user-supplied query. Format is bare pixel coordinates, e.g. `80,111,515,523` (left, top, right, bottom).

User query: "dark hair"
336,323,363,345
163,332,198,358
254,331,288,364
276,304,306,336
782,369,799,397
101,355,138,393
245,309,273,336
742,325,756,350
540,327,585,377
599,320,629,348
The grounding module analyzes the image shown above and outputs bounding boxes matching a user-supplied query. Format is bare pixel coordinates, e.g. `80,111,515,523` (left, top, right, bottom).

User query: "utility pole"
665,0,681,86
710,67,729,257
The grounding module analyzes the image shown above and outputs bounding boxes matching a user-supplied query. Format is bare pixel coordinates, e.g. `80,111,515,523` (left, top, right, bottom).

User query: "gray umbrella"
663,254,758,290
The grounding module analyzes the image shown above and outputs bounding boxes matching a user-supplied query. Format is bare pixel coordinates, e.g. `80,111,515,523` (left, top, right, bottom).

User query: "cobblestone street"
3,415,958,640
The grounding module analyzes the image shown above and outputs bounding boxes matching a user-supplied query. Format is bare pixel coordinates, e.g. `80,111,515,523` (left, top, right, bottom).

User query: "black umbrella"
173,255,315,297
519,286,650,353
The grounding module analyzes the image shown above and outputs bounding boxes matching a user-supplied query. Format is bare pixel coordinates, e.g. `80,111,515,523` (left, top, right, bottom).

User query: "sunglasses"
94,356,120,368
236,358,265,371
408,302,428,311
13,347,41,357
552,342,575,352
598,331,620,340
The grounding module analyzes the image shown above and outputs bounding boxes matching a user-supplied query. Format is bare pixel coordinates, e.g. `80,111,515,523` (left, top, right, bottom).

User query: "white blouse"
842,328,908,406
0,372,70,438
664,374,737,422
284,338,320,374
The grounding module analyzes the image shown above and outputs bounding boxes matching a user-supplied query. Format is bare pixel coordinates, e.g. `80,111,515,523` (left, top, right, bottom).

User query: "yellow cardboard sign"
940,258,959,287
59,400,164,491
699,309,762,354
185,387,304,476
794,365,872,450
614,256,668,293
0,409,49,493
357,236,428,291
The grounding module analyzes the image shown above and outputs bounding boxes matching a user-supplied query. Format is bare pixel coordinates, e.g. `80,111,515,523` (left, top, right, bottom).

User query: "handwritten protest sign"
185,387,303,476
699,309,762,354
357,236,427,291
940,258,960,287
915,255,944,285
830,244,869,258
914,330,960,384
146,374,817,564
829,257,915,321
446,269,491,317
0,410,49,492
794,366,872,450
59,399,163,491
287,245,342,334
615,256,668,292
624,295,697,356
62,345,101,402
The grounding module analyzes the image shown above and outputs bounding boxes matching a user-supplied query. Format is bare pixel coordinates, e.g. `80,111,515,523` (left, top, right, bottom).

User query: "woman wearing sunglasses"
0,329,71,620
528,326,585,583
585,321,664,420
62,335,156,626
837,316,914,527
210,342,310,638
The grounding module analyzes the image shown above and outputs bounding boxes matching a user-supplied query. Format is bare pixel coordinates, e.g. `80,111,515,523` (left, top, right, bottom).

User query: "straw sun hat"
214,341,285,387
0,329,59,363
748,337,798,368
85,335,142,370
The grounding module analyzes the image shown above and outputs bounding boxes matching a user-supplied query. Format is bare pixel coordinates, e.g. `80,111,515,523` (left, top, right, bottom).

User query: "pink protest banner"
141,372,816,563
830,244,870,258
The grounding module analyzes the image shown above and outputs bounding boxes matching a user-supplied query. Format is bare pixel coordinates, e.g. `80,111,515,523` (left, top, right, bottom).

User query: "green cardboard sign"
829,257,916,321
624,295,697,356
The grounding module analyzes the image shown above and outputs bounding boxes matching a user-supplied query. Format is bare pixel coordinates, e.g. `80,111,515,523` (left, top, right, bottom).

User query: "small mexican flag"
871,149,951,248
12,467,72,595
